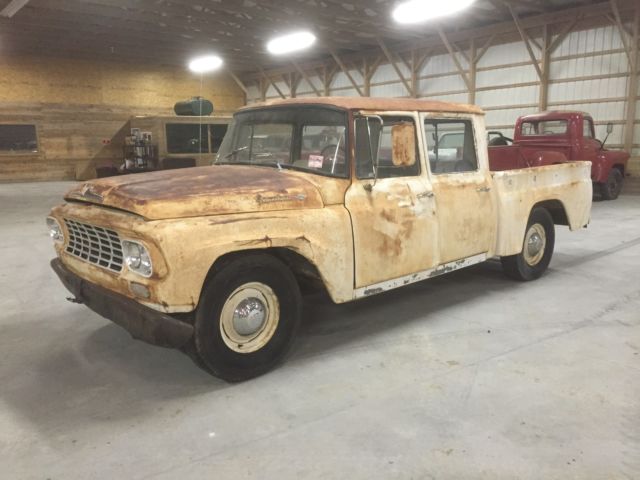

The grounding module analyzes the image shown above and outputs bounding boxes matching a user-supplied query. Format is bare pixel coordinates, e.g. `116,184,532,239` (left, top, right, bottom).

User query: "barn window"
0,125,38,153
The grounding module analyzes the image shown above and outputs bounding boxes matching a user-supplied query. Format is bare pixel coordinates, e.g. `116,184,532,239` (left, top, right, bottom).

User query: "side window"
355,116,420,179
583,119,594,139
424,119,478,174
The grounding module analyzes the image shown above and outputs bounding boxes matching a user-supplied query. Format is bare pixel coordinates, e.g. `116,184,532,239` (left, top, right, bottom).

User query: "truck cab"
489,111,629,199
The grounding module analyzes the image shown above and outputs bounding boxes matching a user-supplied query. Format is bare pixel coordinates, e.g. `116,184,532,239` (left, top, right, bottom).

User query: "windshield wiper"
221,146,248,160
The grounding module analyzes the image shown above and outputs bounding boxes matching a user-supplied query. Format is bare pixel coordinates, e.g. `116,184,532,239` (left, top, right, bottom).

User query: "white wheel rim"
523,223,546,266
220,282,280,354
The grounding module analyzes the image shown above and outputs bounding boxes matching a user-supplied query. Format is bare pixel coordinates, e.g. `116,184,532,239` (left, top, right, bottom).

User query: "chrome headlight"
122,240,153,277
46,217,64,243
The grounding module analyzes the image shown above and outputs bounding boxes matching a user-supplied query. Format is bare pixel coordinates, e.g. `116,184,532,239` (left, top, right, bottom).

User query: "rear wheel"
600,169,623,200
193,254,301,382
501,208,555,281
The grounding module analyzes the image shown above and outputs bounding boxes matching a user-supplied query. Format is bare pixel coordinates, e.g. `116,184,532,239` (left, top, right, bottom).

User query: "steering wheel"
320,144,346,174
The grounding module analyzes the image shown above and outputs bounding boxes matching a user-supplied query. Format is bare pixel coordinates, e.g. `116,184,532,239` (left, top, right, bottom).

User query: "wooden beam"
508,3,544,79
0,0,30,18
548,17,582,54
377,38,413,96
538,24,551,110
227,69,249,97
259,68,286,99
328,48,364,96
437,27,472,91
623,4,639,152
610,0,633,67
291,61,321,96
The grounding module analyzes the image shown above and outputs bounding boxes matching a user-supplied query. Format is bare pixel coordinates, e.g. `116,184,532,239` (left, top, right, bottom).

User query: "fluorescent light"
266,31,316,55
392,0,476,24
188,55,223,73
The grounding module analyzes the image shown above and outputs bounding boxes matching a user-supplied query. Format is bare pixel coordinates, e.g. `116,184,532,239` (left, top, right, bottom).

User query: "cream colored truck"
47,98,592,381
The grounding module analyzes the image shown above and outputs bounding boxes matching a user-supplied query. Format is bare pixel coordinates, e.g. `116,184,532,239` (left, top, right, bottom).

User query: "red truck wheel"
192,254,302,382
501,208,555,281
600,169,623,200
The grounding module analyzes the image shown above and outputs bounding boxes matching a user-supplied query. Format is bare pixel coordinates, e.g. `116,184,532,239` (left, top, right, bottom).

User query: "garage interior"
1,0,639,478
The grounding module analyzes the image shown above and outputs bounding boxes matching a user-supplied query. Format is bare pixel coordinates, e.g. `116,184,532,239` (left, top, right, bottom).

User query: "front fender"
153,206,355,311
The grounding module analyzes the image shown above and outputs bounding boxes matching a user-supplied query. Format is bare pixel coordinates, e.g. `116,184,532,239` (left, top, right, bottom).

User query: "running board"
353,253,487,299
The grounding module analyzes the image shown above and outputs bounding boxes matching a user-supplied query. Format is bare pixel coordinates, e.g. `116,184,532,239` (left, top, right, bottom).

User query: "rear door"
422,114,497,264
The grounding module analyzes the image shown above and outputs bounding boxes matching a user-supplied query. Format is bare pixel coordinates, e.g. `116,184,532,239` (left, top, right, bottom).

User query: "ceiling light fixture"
392,0,476,24
266,31,316,55
188,54,223,73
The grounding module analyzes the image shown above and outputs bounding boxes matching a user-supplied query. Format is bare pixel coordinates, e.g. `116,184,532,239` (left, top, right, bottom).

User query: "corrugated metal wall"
247,24,639,157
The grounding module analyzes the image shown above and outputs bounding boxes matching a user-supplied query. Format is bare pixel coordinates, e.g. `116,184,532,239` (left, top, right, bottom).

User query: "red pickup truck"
488,111,630,200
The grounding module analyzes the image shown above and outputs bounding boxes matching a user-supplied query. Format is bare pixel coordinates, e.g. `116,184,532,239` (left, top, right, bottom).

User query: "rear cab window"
521,120,568,136
424,119,478,174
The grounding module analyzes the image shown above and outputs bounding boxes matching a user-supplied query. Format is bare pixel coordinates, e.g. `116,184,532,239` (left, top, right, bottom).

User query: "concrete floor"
1,181,639,480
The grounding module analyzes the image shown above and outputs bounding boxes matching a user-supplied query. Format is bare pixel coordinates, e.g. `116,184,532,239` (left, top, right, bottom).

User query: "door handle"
476,186,491,193
416,191,435,199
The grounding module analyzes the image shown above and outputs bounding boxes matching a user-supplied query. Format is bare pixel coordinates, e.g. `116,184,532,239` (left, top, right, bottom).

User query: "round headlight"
122,240,153,277
46,217,64,243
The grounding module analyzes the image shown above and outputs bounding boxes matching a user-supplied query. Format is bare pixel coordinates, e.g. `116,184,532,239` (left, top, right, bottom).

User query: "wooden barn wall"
0,56,245,182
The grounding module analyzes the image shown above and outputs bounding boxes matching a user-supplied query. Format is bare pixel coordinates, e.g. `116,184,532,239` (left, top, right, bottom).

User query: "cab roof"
240,97,484,115
519,111,591,121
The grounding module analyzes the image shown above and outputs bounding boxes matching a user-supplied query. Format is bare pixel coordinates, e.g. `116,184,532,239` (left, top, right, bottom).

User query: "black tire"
501,208,555,281
600,169,623,200
193,254,302,382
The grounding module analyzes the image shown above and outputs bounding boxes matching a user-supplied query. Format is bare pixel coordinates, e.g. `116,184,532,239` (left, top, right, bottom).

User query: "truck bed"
491,161,592,256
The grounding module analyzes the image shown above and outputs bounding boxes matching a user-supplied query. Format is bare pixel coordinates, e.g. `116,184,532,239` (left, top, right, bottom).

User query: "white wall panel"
476,65,538,88
478,41,531,68
476,85,538,108
372,63,411,83
331,70,363,89
551,52,628,79
420,74,466,94
548,77,628,103
370,82,409,98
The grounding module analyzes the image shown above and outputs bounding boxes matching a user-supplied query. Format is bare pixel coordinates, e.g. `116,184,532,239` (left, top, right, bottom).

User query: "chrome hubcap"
220,282,279,354
523,223,546,266
232,298,266,336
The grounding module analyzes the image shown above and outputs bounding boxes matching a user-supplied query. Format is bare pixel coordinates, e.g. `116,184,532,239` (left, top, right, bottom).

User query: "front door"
345,113,439,289
422,114,496,264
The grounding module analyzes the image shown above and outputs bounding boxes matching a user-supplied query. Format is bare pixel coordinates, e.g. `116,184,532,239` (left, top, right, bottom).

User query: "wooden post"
539,24,550,111
469,40,477,104
624,5,639,153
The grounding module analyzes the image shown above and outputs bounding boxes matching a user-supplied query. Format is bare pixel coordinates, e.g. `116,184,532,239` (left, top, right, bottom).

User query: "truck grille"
63,219,123,273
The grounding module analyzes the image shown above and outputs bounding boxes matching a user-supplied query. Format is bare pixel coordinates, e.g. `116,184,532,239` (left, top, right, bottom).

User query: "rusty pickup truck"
48,97,592,381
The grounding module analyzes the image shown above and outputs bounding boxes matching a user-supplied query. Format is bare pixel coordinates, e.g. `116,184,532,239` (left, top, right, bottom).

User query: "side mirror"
606,122,613,134
391,122,416,167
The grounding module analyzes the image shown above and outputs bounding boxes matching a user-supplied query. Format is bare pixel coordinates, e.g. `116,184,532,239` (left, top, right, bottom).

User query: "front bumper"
51,258,193,349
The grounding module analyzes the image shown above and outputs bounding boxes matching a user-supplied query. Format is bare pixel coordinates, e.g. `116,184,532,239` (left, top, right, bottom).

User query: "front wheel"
600,169,623,200
501,208,555,281
193,254,301,382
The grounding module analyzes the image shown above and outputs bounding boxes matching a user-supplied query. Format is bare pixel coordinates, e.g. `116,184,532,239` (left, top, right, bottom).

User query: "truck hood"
64,165,325,220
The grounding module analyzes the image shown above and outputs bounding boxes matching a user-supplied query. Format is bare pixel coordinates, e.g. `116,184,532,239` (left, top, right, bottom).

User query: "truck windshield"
216,107,348,178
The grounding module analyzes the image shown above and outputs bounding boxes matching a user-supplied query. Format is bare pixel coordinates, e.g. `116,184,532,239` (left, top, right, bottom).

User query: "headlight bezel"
122,239,153,278
46,216,64,243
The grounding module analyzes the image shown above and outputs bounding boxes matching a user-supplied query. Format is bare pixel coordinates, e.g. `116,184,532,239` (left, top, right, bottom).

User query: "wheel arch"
203,247,330,299
531,199,569,226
